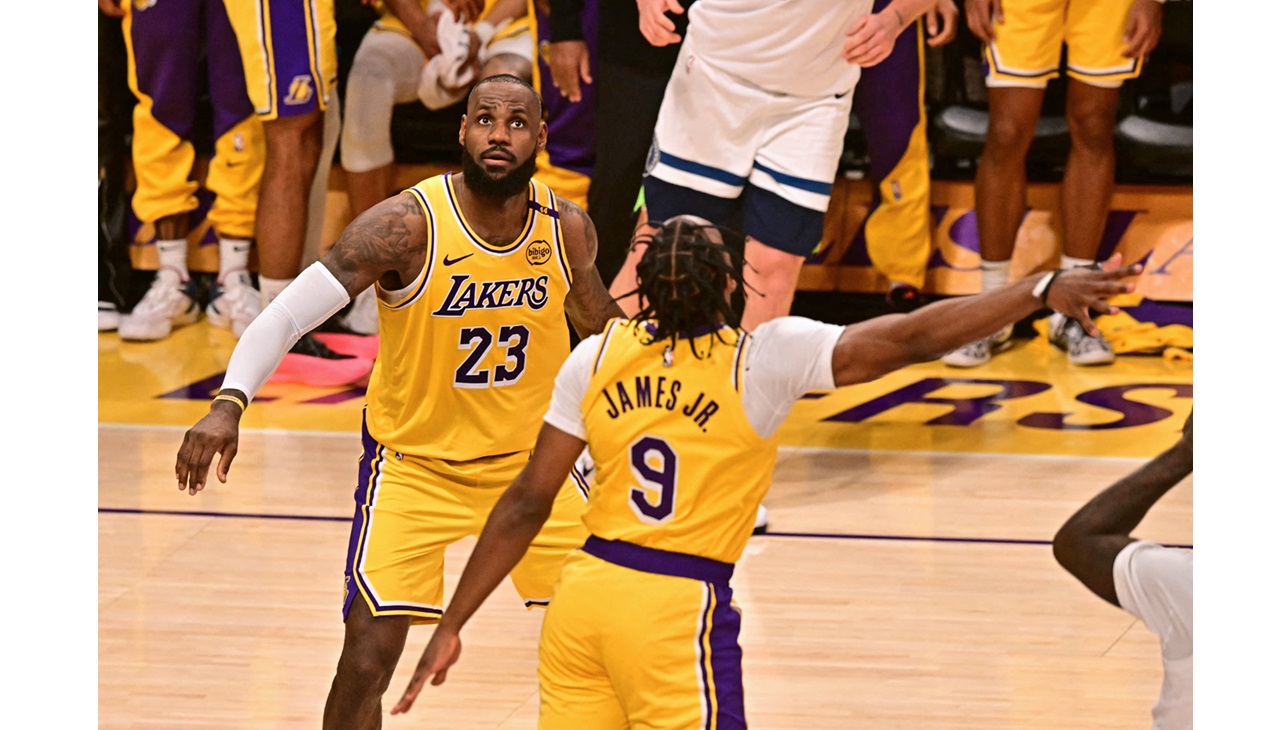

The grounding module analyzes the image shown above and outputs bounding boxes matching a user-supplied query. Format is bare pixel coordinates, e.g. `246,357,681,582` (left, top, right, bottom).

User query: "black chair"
1115,0,1192,184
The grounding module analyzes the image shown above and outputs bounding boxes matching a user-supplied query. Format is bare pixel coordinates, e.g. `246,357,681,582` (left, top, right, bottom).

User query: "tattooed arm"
321,192,430,296
557,196,625,338
175,194,429,496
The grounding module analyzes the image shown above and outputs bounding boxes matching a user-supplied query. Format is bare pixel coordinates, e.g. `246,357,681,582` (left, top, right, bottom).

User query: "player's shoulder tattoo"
555,195,598,263
327,193,426,284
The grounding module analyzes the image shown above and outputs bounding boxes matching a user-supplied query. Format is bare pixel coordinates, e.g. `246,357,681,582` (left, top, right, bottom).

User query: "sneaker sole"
118,306,200,342
941,339,1012,368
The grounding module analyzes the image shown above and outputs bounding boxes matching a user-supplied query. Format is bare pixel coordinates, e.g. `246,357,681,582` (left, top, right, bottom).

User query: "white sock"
979,258,1010,293
1061,254,1094,270
155,239,189,285
259,276,294,308
218,237,254,288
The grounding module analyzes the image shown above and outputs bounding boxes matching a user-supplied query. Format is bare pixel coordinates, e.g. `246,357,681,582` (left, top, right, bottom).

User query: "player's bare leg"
974,86,1046,264
1060,79,1121,262
258,110,324,281
323,598,413,730
740,237,804,332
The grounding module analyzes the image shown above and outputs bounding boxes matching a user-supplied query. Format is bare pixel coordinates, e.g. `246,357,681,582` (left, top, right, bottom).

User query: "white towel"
416,9,501,110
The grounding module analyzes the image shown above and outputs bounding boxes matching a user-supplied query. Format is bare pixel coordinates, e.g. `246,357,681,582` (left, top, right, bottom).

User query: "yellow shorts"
225,0,338,120
535,153,591,211
342,419,590,624
984,0,1144,88
537,537,746,729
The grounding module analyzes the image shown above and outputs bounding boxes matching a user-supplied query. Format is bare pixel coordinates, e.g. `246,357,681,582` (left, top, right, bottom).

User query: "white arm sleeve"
742,316,843,438
220,262,352,401
1113,540,1194,660
541,334,599,441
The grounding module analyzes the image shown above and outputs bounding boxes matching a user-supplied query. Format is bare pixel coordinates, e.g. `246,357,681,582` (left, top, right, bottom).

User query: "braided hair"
624,215,750,358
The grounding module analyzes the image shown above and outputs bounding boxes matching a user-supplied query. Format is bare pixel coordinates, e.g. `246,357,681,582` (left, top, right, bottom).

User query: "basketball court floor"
98,317,1193,729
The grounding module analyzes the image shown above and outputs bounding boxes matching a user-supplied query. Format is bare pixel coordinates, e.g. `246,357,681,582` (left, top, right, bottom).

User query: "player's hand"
444,0,486,24
926,0,959,47
549,40,593,102
98,0,125,18
390,627,463,715
174,402,243,496
638,0,685,47
843,10,903,67
965,0,1002,44
1122,0,1163,59
1043,253,1143,338
410,10,444,59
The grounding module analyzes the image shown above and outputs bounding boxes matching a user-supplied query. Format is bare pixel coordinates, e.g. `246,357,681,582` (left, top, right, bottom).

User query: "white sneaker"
753,504,769,535
206,277,264,339
1047,313,1115,366
98,301,120,332
940,325,1013,368
118,275,199,341
341,286,379,335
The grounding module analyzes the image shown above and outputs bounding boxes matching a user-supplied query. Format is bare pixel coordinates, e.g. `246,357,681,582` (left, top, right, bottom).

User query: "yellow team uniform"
342,173,590,624
985,0,1145,88
225,0,339,120
538,320,776,730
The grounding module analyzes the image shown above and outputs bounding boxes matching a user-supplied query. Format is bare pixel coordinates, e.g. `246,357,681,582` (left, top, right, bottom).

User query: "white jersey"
1114,540,1194,730
545,316,842,440
685,0,876,97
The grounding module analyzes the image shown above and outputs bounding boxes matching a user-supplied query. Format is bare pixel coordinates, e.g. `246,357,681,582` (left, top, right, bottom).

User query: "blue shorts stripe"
657,152,748,188
751,161,833,196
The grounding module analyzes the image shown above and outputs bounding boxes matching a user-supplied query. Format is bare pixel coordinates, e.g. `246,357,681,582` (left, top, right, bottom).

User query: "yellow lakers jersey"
580,319,778,564
364,173,573,460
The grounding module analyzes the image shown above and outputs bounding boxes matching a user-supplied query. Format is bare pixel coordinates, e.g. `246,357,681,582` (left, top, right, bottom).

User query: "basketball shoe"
940,324,1013,368
269,333,375,388
206,273,263,339
118,273,200,341
1046,312,1116,365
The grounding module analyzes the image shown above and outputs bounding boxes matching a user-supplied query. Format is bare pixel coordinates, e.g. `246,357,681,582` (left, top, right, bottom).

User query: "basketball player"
1054,412,1192,729
105,0,265,342
389,215,1143,727
338,0,535,335
619,0,940,332
944,0,1165,367
174,75,623,729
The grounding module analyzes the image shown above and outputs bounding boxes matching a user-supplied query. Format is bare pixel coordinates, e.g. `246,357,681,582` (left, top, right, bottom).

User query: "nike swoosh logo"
443,253,475,266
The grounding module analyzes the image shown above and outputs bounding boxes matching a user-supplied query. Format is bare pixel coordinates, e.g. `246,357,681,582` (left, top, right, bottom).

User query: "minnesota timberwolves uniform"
342,173,591,623
537,316,843,728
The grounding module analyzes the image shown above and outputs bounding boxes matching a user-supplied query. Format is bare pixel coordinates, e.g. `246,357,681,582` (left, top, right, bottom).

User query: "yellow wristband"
213,393,247,413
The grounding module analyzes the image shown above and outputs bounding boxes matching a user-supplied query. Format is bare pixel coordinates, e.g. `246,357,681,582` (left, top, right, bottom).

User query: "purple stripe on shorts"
342,411,382,620
582,536,734,585
709,582,746,729
699,588,713,729
266,0,323,116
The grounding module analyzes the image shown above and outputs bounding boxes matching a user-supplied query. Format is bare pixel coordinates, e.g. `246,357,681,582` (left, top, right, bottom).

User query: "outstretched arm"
558,197,627,338
174,194,427,495
391,423,587,714
829,254,1142,386
1053,413,1192,607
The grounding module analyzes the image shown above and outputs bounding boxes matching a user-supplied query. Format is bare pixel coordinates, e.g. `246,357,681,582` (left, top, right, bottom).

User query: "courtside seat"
1116,114,1191,180
1115,0,1192,184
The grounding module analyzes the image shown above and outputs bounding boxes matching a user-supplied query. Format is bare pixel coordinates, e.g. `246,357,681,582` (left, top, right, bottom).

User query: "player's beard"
460,147,537,199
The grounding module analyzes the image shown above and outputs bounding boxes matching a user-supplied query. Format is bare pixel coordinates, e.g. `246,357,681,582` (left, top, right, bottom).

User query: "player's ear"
537,120,548,154
458,115,468,147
